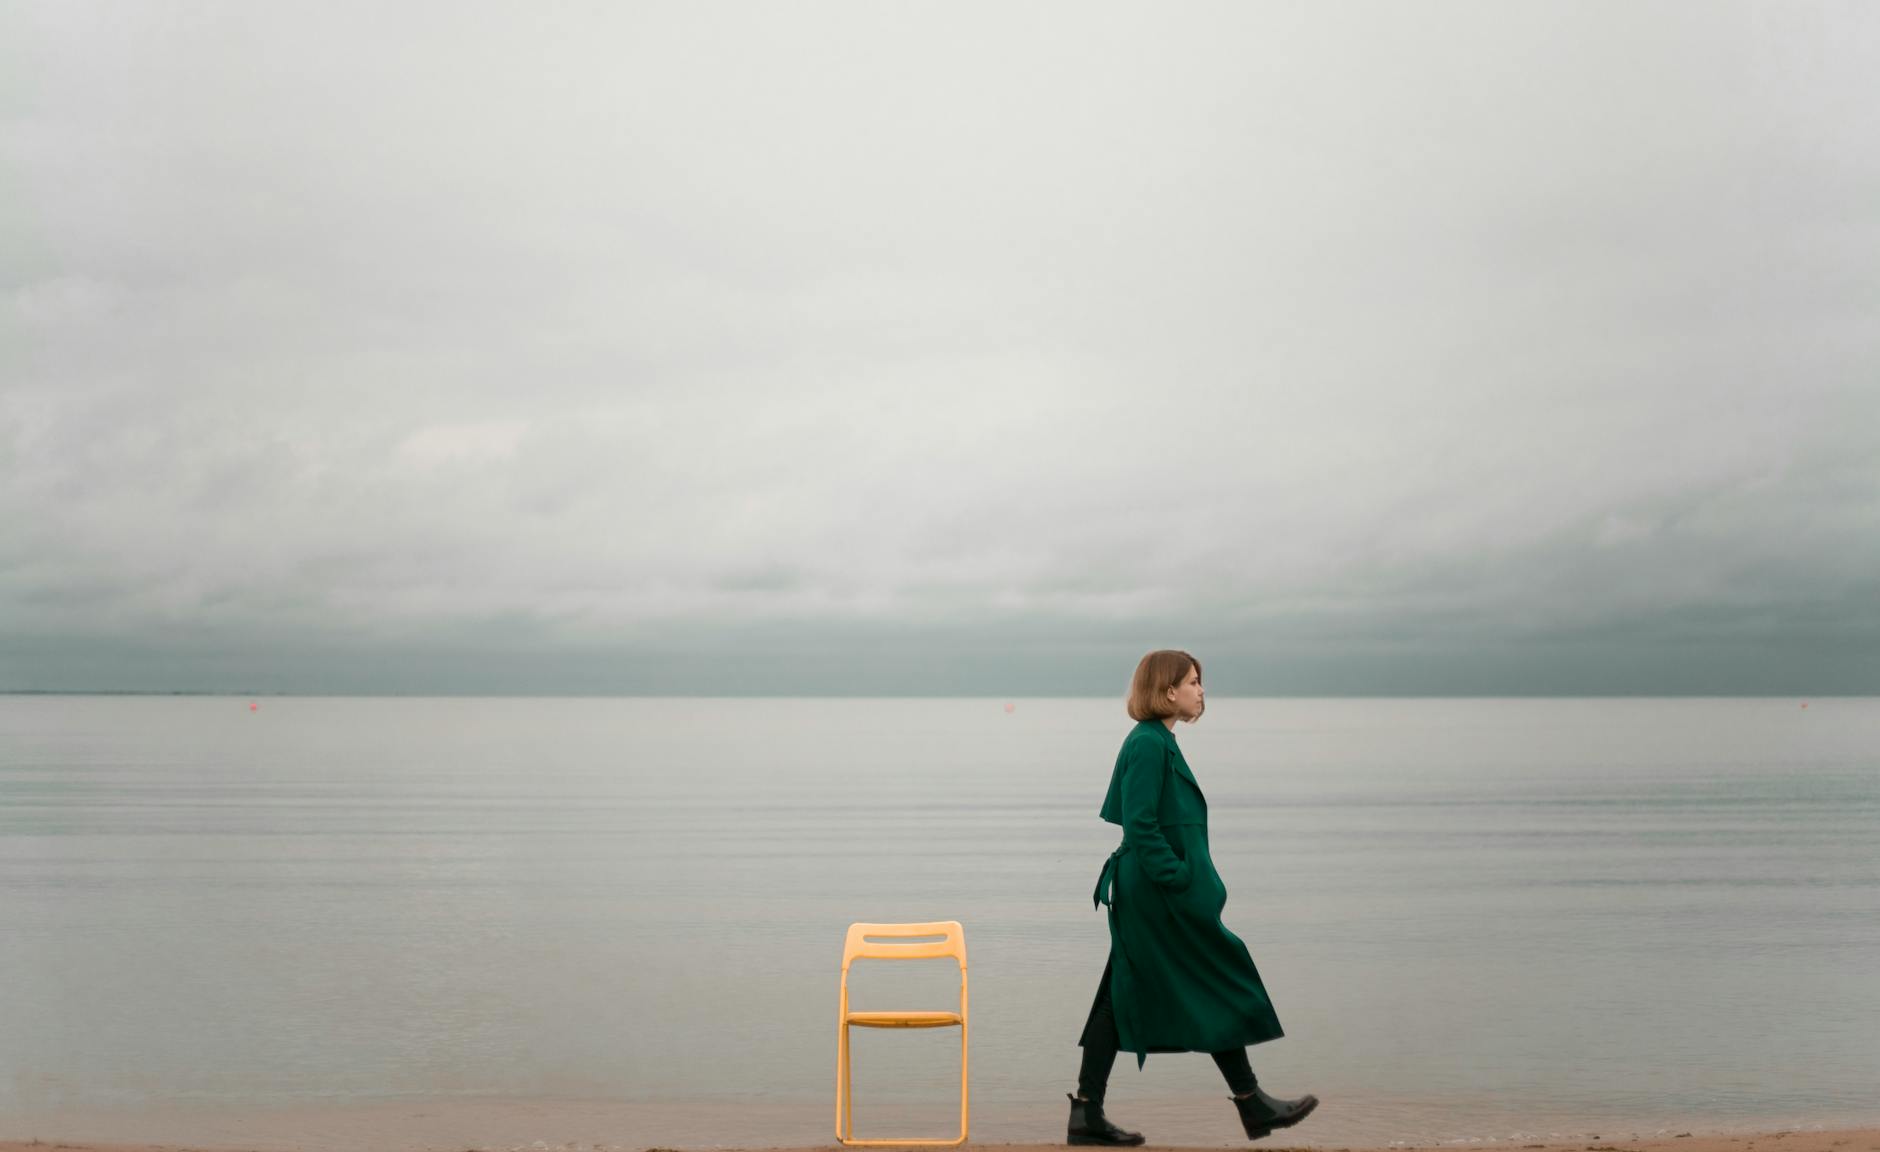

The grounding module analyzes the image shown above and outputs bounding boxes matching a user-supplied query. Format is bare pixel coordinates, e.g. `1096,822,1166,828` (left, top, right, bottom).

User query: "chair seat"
847,1010,964,1029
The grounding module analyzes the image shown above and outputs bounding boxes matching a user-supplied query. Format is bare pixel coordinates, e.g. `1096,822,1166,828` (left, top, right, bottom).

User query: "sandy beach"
4,1124,1878,1152
4,1092,1877,1152
4,1124,1877,1152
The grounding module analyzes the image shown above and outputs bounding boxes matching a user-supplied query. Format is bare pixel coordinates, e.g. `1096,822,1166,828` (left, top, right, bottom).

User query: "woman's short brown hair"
1127,650,1202,722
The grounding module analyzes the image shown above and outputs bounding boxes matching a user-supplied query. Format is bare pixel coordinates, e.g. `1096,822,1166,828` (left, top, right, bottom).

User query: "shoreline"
3,1112,1880,1150
6,1096,1877,1152
4,1127,1879,1152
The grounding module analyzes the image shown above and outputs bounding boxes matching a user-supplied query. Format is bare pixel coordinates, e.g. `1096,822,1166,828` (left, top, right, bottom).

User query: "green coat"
1087,720,1284,1065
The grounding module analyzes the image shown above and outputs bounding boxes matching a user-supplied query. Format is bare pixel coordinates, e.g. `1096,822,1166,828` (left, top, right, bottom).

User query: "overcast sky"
4,2,1877,694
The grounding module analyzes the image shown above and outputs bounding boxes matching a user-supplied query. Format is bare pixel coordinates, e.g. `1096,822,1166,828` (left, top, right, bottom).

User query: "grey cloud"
3,1,1878,693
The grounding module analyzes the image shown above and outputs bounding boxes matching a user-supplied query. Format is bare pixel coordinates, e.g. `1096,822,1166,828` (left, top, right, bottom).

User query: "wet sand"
4,1095,1875,1152
3,1125,1876,1152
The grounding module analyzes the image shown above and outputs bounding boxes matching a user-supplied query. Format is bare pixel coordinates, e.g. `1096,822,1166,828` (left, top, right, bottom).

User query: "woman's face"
1166,664,1205,721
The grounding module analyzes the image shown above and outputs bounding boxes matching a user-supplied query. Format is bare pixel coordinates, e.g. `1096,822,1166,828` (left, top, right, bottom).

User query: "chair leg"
959,977,970,1144
843,1025,854,1140
835,1020,848,1143
957,1022,969,1144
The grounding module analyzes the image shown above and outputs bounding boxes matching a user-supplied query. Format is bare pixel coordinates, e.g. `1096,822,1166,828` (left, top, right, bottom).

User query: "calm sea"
2,696,1877,1149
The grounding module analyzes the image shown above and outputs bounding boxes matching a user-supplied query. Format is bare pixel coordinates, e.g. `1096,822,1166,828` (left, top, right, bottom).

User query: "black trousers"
1076,957,1257,1104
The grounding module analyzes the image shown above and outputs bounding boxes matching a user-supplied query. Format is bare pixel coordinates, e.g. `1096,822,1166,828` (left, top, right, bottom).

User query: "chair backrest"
841,921,968,973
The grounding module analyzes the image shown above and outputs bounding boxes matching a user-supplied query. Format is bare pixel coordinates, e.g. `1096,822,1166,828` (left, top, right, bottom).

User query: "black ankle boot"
1067,1092,1145,1146
1230,1084,1319,1140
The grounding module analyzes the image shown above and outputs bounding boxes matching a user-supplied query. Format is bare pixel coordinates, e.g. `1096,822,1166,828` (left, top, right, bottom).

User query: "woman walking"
1068,650,1319,1145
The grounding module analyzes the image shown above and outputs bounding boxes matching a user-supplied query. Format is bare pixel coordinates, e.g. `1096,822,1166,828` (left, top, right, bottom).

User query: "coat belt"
1092,843,1130,909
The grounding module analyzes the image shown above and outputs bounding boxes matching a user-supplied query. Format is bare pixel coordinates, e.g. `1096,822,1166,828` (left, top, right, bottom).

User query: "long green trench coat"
1083,719,1284,1066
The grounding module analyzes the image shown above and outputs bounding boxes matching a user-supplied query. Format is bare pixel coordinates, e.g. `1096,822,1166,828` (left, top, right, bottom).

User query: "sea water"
2,696,1876,1147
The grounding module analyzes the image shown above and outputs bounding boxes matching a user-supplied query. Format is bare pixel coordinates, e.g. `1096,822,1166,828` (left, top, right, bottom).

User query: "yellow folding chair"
835,920,969,1147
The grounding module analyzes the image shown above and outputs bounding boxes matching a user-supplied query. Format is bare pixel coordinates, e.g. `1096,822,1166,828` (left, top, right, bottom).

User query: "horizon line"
1,689,1866,700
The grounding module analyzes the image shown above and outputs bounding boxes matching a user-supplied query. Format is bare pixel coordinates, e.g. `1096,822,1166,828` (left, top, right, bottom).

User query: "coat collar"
1135,719,1200,788
1136,718,1178,745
